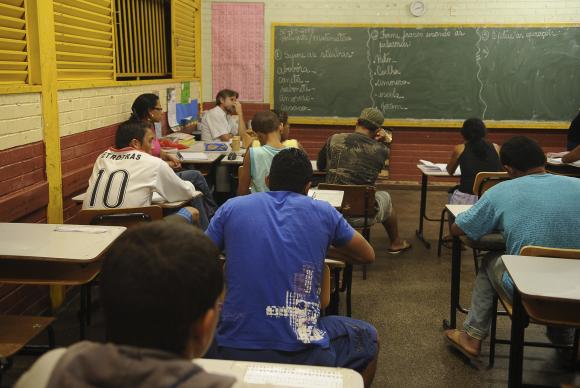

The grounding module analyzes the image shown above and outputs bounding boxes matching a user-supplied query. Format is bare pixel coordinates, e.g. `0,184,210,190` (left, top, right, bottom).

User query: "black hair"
499,136,546,172
567,110,580,150
215,89,239,106
252,111,280,134
268,148,312,193
270,109,288,125
461,118,494,159
100,222,223,356
115,120,149,148
130,93,159,121
356,118,379,133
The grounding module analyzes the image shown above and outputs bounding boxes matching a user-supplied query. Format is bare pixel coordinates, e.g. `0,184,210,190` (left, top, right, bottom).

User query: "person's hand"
165,153,181,169
374,128,392,143
233,101,243,116
547,151,568,158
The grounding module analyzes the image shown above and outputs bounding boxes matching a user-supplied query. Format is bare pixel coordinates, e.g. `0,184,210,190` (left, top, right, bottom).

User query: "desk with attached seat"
0,223,126,339
503,255,580,387
416,164,460,248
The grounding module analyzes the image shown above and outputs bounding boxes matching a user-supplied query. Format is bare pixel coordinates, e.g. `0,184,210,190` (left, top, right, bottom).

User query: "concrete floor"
2,188,579,387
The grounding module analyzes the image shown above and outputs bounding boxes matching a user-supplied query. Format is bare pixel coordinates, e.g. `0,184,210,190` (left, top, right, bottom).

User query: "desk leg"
508,290,525,388
416,173,431,248
444,235,462,329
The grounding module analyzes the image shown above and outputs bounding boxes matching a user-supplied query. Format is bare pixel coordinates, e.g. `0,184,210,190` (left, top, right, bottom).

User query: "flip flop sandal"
387,240,412,255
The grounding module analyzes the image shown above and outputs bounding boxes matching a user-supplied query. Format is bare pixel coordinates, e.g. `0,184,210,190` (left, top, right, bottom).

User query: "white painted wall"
201,0,580,103
0,93,42,150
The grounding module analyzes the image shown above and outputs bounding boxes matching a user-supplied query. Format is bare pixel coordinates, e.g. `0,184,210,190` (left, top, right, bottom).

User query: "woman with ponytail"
446,118,502,205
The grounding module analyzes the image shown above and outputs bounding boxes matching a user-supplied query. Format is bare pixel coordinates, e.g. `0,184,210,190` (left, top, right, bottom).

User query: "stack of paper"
419,160,448,172
419,160,461,175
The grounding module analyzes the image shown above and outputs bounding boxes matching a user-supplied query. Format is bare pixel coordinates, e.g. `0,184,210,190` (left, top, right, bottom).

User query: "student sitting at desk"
244,109,301,150
205,148,379,388
445,136,580,361
16,222,234,388
237,111,287,195
548,109,580,164
131,93,217,223
317,107,410,254
83,120,200,225
200,88,248,142
446,118,501,204
443,118,502,245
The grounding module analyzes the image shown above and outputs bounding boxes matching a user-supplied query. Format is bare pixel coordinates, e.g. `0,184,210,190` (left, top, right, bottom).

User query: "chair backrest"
71,206,163,228
317,183,376,219
520,245,580,260
472,171,510,197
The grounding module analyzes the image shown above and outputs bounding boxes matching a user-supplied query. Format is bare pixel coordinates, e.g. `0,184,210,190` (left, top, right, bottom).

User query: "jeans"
176,169,217,230
464,251,574,345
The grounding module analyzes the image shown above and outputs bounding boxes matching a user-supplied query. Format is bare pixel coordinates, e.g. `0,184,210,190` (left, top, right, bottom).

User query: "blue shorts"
204,316,378,372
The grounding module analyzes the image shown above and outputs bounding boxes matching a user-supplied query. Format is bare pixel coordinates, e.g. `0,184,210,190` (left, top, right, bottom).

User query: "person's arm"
160,150,182,169
327,231,375,264
233,101,252,148
154,162,197,202
562,145,580,164
317,140,329,171
237,150,252,196
446,144,464,175
218,133,233,141
452,195,499,241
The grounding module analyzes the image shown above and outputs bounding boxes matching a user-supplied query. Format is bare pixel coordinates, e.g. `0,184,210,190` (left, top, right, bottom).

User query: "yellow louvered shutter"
173,0,198,79
0,0,29,84
53,0,114,81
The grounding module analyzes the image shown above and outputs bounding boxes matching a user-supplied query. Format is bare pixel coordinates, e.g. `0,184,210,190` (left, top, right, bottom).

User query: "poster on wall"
211,2,264,102
167,88,178,128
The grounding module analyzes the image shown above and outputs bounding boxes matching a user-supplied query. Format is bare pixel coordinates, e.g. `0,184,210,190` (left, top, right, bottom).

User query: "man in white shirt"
200,89,248,141
83,120,199,224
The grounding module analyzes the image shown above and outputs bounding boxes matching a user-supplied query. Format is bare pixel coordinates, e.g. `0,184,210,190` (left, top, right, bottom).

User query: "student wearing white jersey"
82,120,199,224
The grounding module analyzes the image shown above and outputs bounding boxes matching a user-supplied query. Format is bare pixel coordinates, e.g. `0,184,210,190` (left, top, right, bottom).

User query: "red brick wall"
61,124,117,222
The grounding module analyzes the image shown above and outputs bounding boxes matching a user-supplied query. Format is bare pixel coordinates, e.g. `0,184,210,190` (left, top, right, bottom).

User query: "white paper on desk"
179,152,208,160
419,160,460,175
54,226,109,234
547,157,580,168
244,365,343,387
308,189,344,207
310,160,318,172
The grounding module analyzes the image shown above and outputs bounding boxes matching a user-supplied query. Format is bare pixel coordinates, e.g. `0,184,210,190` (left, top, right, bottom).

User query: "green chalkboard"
272,24,580,126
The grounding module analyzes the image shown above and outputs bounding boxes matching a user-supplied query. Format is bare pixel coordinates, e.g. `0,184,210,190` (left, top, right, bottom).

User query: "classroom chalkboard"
272,24,580,126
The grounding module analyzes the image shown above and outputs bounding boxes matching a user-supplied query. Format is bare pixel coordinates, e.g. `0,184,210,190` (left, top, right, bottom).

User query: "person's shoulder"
454,143,465,153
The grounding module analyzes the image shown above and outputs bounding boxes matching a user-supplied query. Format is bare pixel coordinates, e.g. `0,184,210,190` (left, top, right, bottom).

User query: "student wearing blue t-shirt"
206,148,379,387
445,136,580,361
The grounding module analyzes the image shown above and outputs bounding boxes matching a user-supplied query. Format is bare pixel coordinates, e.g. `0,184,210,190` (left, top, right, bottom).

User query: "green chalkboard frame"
270,23,580,129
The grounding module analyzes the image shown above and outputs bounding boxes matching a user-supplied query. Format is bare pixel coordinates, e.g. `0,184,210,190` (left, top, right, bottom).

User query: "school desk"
443,204,472,330
0,223,126,339
416,164,460,249
72,192,194,209
503,255,580,387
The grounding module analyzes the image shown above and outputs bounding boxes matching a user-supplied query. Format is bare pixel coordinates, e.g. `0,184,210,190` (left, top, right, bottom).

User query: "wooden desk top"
193,358,363,388
445,204,473,218
503,255,580,301
0,223,125,263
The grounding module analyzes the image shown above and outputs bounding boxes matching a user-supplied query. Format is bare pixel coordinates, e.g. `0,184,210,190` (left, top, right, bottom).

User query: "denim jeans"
176,169,217,230
464,251,574,345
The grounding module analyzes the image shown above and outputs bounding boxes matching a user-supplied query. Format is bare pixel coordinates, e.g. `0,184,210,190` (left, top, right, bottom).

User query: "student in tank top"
237,111,287,195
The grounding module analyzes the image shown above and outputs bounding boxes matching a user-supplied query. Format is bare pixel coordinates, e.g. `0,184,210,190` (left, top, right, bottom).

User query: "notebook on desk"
193,359,363,388
308,189,344,208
